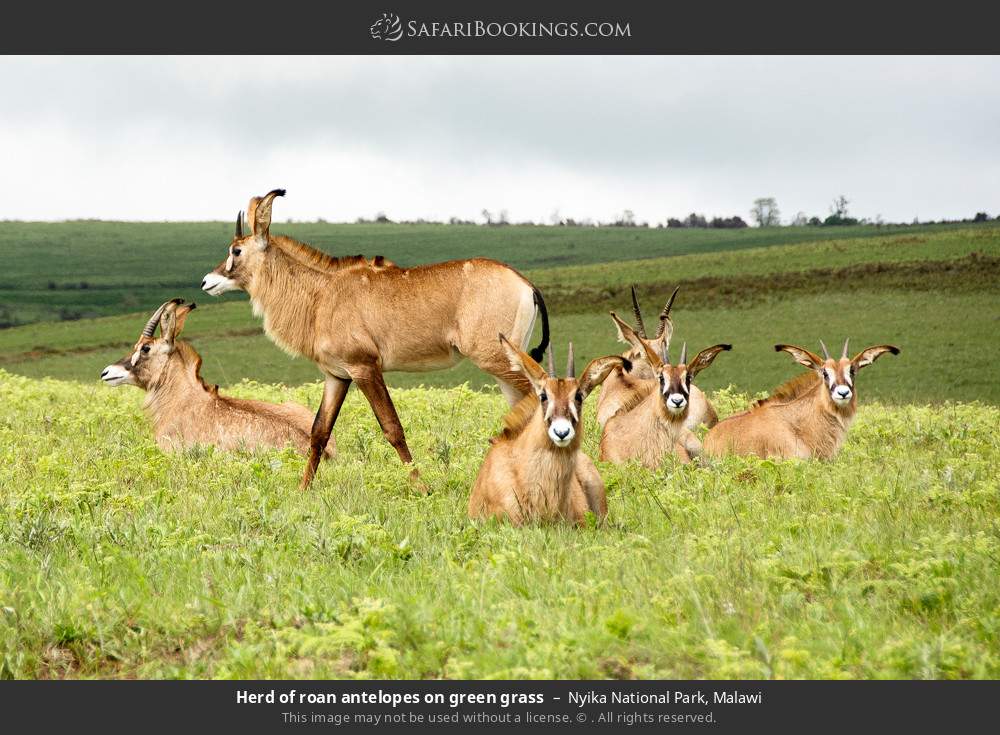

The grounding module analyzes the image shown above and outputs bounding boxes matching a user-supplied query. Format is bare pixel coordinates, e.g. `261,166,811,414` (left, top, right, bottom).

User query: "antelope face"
102,336,170,390
203,190,285,297
536,378,585,447
775,340,901,412
655,364,692,415
821,358,856,406
610,313,731,421
650,344,732,419
202,232,261,295
101,299,196,391
499,334,627,450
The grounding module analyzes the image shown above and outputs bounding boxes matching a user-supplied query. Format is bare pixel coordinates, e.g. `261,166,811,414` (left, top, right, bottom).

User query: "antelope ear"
158,300,196,344
247,188,285,246
609,311,639,346
686,344,732,380
578,356,628,398
610,312,661,368
851,344,900,369
169,303,197,341
498,333,548,388
775,344,825,371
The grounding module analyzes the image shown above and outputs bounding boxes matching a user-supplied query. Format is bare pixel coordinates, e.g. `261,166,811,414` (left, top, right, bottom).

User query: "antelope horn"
141,299,181,338
819,340,831,360
566,342,575,378
235,210,244,238
655,285,681,338
547,345,555,377
661,340,670,365
679,341,688,365
841,338,850,359
630,285,647,338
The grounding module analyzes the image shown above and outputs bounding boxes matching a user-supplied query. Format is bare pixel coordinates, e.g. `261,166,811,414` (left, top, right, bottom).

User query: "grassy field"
1,370,997,679
2,224,997,404
1,220,998,680
0,219,981,326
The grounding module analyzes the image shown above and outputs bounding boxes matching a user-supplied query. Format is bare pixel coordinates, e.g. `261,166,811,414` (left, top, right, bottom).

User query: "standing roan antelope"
600,319,731,468
596,286,718,430
100,299,332,457
704,339,900,460
201,189,550,489
468,336,626,526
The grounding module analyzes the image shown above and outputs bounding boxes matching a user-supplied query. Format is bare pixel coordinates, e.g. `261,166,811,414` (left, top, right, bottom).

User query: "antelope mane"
271,235,395,275
497,393,541,442
609,379,657,420
753,370,822,408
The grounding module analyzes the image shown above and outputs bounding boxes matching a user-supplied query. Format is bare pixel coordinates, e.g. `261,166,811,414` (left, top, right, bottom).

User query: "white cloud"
1,55,997,223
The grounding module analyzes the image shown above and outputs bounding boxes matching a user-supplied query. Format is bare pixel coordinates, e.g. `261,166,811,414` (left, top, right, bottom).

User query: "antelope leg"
352,365,414,465
300,374,351,489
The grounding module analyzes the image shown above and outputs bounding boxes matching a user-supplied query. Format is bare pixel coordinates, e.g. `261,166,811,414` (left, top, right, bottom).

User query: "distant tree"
611,209,636,227
684,212,708,228
666,217,684,228
375,211,392,224
790,211,809,227
750,197,781,227
498,209,510,226
481,209,492,225
709,215,748,229
808,216,822,226
974,212,989,222
823,195,858,226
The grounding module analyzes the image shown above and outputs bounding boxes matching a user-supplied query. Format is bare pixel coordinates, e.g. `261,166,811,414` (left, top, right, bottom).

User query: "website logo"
370,12,403,42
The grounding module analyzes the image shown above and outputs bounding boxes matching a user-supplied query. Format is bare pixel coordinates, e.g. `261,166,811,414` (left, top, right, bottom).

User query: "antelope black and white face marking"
610,312,731,422
774,340,901,412
537,379,584,448
823,359,856,406
659,366,691,415
499,334,626,450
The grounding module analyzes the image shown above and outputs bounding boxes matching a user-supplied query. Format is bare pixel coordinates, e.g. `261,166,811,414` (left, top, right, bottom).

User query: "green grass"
2,223,998,404
1,370,997,679
3,290,996,404
532,226,1000,293
0,220,982,326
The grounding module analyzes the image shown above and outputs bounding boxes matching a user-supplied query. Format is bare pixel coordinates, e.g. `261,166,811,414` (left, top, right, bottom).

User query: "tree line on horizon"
340,196,998,229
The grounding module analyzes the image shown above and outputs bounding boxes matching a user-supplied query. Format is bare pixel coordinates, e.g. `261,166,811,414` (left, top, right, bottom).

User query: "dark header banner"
1,680,997,733
2,0,999,54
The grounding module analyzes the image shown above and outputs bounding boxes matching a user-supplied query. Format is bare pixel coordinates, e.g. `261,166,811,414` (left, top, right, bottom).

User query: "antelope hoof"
408,467,430,495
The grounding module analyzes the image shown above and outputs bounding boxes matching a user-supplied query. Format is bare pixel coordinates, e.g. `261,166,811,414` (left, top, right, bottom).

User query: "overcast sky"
1,56,997,224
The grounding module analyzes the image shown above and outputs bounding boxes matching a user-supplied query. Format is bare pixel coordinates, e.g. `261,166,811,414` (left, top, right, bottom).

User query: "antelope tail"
529,287,551,363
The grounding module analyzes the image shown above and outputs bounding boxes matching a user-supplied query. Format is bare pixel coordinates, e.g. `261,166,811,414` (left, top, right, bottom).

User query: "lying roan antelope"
600,320,731,468
201,189,549,489
596,286,717,430
101,299,332,457
468,336,626,526
704,339,900,460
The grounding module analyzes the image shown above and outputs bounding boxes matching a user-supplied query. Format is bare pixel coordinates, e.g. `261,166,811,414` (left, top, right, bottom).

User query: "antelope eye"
141,345,151,354
575,391,584,403
539,391,548,403
232,248,242,256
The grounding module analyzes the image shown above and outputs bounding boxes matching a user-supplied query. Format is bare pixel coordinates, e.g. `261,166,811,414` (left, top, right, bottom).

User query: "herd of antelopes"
101,190,900,526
